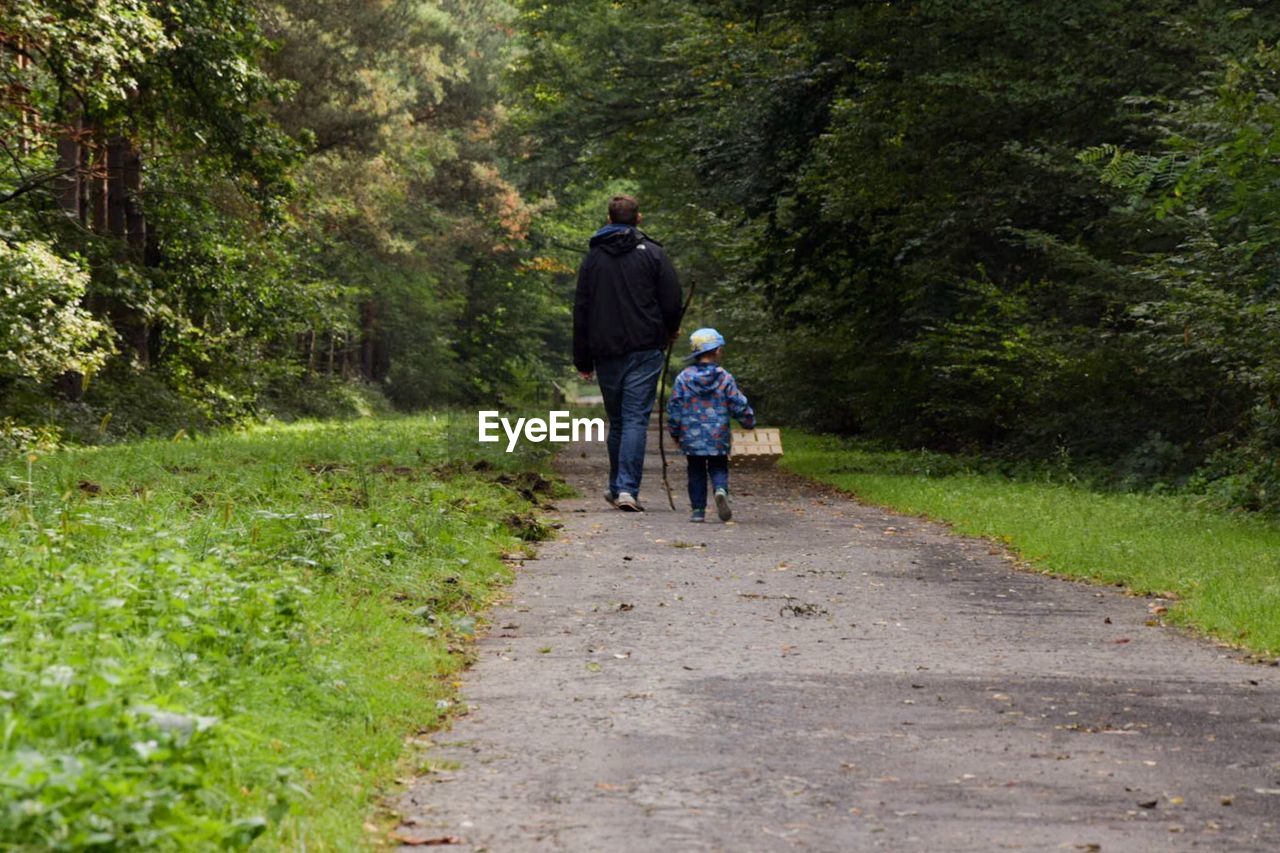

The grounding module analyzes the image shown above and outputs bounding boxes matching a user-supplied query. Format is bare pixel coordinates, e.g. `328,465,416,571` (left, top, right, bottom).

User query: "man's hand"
578,370,595,382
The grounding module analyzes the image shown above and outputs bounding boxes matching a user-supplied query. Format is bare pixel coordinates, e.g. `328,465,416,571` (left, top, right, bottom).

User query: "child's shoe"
689,509,706,523
714,487,732,521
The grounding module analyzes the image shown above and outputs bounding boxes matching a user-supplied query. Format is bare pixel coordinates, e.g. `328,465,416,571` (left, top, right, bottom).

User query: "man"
573,195,682,512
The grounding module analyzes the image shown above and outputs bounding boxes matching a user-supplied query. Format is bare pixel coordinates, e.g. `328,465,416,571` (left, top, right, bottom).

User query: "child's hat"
686,327,725,360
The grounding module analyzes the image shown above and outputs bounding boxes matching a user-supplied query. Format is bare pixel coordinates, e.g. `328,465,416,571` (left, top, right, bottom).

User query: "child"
666,328,755,522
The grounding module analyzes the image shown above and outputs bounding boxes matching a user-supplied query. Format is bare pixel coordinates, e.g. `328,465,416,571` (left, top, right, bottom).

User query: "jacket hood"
685,363,726,395
589,224,660,256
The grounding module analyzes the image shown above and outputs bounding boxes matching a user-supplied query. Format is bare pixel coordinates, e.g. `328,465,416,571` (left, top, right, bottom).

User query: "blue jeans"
686,455,729,510
595,348,664,497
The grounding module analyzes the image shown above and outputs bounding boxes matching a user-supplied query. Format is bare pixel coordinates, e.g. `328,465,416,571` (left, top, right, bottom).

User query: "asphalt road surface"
396,433,1280,851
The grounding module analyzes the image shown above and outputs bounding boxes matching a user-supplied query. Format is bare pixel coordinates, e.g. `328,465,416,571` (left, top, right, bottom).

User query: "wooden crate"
730,428,783,458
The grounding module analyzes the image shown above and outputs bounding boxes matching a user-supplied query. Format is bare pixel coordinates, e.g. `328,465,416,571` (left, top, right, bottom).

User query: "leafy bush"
0,237,111,383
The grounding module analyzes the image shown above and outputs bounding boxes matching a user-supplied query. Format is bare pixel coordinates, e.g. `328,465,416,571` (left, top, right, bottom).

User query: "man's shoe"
604,490,618,508
689,509,706,523
714,487,732,521
615,492,643,512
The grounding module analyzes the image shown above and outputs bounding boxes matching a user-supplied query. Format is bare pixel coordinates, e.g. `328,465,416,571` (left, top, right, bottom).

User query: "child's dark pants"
686,455,729,509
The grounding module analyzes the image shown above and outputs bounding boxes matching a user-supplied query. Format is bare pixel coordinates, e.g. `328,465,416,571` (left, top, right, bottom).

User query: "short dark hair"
607,195,640,225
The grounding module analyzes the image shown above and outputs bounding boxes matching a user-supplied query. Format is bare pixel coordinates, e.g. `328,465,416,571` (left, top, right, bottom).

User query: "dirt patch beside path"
396,434,1280,851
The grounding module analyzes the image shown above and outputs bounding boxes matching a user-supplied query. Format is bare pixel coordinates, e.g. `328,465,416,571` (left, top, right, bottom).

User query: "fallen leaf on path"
1137,799,1158,809
779,602,828,617
617,603,634,611
1112,638,1131,644
585,662,601,672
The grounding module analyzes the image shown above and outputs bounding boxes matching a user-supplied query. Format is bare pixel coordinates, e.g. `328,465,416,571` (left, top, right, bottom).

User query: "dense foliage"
1,1,565,444
510,0,1280,508
6,1,1280,504
1,417,552,847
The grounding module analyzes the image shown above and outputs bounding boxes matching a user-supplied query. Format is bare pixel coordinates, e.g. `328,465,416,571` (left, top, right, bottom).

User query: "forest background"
5,0,1280,513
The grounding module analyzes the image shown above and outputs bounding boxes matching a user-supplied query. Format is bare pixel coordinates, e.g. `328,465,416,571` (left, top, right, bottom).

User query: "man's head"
607,195,641,226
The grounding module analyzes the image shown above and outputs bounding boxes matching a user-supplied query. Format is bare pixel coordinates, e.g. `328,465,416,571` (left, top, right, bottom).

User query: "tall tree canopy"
1,0,560,440
510,0,1280,506
5,1,1280,510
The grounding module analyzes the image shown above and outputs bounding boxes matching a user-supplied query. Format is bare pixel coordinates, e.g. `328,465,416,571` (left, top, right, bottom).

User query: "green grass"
0,414,559,850
781,430,1280,655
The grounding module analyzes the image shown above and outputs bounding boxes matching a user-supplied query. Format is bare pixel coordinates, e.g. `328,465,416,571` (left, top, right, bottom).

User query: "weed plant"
0,416,557,849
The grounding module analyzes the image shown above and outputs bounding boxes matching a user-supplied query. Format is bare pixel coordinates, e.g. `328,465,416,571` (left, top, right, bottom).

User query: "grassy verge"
1,415,560,849
780,430,1280,656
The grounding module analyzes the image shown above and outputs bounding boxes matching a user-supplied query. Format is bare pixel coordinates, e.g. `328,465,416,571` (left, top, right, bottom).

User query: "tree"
511,0,1279,463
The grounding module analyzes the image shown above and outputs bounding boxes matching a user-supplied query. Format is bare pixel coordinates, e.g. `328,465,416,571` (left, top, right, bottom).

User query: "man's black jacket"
573,225,682,373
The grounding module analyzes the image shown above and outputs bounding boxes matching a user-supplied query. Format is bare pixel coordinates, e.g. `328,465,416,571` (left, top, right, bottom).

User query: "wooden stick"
658,277,698,511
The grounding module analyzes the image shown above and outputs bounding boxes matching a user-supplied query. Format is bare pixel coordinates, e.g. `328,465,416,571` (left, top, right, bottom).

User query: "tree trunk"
105,135,149,365
89,134,108,232
14,40,31,156
359,300,377,381
122,140,145,254
106,137,127,237
77,134,91,225
55,106,82,218
305,329,317,379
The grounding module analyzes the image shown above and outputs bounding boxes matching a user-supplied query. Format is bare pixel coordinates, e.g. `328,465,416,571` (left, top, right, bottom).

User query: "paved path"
396,435,1280,851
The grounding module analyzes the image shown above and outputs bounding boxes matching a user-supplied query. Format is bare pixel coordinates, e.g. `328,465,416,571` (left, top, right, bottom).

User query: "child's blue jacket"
666,362,755,456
